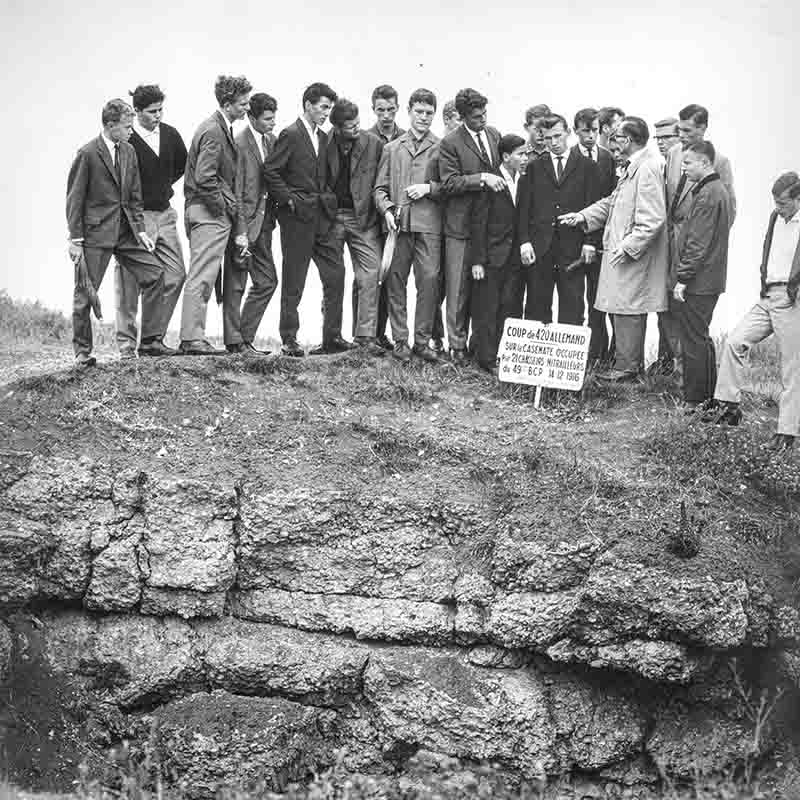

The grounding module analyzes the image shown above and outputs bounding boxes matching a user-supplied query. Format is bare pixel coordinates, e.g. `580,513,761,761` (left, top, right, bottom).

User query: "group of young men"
65,78,800,450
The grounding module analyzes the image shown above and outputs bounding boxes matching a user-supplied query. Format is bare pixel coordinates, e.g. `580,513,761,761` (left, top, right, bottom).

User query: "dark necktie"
556,156,564,181
585,147,593,162
113,143,121,183
477,133,491,165
262,134,269,158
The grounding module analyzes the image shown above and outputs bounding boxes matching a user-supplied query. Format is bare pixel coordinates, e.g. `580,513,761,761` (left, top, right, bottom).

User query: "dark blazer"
675,173,730,294
66,135,145,248
263,118,336,225
760,210,800,302
572,144,617,250
439,124,502,239
467,174,521,269
326,130,384,231
184,111,242,233
518,148,599,261
235,126,276,242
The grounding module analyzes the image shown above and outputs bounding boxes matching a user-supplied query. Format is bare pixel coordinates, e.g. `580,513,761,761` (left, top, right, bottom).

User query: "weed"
663,500,704,558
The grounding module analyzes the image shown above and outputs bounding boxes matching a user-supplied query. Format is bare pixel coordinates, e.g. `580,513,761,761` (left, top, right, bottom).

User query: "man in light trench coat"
560,116,669,381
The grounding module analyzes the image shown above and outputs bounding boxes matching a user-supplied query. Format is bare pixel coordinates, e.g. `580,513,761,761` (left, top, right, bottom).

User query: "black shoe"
450,349,468,365
75,353,97,368
595,368,639,383
245,342,270,355
226,342,263,357
179,340,225,356
700,400,742,426
353,337,386,356
412,344,440,363
139,338,178,357
281,338,305,358
768,433,795,452
430,337,444,355
393,342,412,362
376,334,394,352
327,335,354,353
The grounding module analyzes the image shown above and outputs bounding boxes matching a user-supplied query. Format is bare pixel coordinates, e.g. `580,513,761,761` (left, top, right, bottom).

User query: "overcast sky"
2,0,797,342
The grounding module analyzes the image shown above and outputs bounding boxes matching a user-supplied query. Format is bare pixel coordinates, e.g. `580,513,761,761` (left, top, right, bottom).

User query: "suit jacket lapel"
488,129,500,169
327,135,340,184
541,153,557,186
215,111,235,149
559,149,579,185
245,127,262,165
350,134,365,174
296,118,317,161
96,137,119,186
459,125,487,165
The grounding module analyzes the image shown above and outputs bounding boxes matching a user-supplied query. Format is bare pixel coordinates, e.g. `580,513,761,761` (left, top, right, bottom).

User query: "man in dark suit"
66,98,164,367
468,134,528,373
670,141,730,407
222,92,279,355
326,98,384,352
179,74,251,355
116,84,187,358
518,114,600,326
364,85,405,350
439,88,504,363
264,82,348,357
572,108,618,364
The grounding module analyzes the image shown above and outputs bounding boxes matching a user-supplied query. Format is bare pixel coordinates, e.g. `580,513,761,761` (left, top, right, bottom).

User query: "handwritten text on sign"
498,320,590,390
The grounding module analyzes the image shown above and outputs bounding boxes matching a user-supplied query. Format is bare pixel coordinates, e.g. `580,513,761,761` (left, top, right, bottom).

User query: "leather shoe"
75,353,97,368
326,335,354,353
393,342,412,362
139,338,178,357
699,400,742,426
226,342,265,356
450,349,468,365
179,339,225,356
595,368,639,383
353,337,386,357
281,338,305,358
768,433,795,452
245,341,270,355
412,344,440,363
376,334,394,352
430,337,444,355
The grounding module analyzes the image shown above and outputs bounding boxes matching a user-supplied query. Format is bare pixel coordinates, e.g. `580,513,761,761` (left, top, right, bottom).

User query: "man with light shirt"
654,118,680,158
222,92,279,355
468,134,528,373
116,84,187,357
374,89,443,364
702,172,800,451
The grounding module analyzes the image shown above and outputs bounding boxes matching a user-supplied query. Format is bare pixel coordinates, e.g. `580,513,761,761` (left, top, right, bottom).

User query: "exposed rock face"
0,447,795,796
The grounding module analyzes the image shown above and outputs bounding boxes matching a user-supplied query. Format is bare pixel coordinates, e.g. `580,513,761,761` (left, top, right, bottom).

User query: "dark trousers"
673,293,719,404
431,266,446,342
223,223,278,345
74,225,164,356
470,261,514,369
526,247,585,326
278,211,344,344
586,261,610,362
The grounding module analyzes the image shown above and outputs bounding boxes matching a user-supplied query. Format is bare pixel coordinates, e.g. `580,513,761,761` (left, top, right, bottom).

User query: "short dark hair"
598,106,625,130
679,104,709,127
371,85,398,106
499,133,526,158
616,116,649,146
101,98,133,125
249,93,277,119
330,98,359,127
573,108,598,130
129,84,164,111
442,100,458,122
772,171,800,199
454,88,488,119
214,75,252,107
542,114,568,131
524,104,551,126
686,140,716,164
302,82,337,107
408,88,436,110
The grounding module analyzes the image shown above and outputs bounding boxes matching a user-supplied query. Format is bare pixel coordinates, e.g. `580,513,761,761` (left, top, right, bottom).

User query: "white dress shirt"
134,119,160,156
100,131,118,164
550,150,568,177
467,127,493,166
301,116,319,156
766,210,800,283
249,120,266,161
500,165,519,206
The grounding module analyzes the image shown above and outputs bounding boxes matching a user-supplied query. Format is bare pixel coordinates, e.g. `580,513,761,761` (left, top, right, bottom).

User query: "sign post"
497,320,591,407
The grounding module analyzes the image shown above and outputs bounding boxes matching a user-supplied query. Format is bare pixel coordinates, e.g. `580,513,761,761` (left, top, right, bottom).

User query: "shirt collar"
248,119,264,143
580,144,595,158
301,116,317,143
499,165,516,185
134,119,158,139
100,131,117,157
